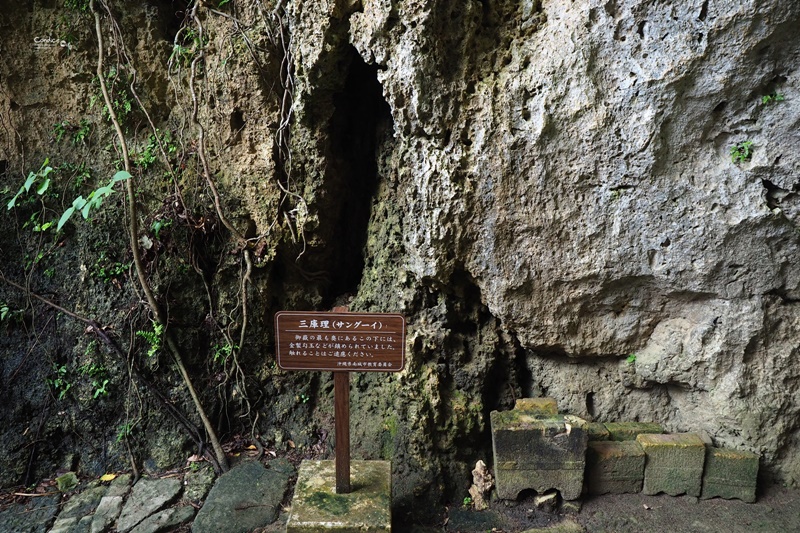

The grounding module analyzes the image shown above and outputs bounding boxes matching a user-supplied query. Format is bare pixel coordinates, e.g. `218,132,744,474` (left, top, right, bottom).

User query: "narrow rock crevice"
315,46,393,307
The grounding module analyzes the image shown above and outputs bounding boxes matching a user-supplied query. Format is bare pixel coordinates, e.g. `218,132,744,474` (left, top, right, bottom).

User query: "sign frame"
275,311,406,373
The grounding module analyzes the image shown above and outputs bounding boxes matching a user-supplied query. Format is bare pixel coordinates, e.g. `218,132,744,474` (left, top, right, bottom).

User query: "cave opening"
322,46,393,306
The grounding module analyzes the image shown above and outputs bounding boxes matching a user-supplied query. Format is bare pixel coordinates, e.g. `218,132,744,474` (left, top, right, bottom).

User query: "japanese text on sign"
275,312,405,372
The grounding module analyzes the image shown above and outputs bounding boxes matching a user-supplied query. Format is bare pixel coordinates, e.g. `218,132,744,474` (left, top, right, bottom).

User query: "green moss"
381,415,398,459
306,491,352,516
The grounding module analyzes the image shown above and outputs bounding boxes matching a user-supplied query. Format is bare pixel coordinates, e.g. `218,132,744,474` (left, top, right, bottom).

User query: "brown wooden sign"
275,311,405,372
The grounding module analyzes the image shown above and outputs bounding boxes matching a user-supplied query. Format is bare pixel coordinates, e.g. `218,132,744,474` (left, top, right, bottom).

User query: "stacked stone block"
490,410,588,500
701,447,759,503
490,398,759,504
586,440,646,495
586,422,610,441
604,422,664,441
637,433,706,497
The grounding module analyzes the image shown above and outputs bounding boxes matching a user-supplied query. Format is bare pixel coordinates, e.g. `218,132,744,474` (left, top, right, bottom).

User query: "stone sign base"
287,460,391,533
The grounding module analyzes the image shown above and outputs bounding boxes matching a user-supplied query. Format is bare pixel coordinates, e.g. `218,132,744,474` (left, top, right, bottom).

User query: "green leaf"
22,172,36,193
57,207,76,231
112,170,132,182
36,178,51,195
72,196,87,209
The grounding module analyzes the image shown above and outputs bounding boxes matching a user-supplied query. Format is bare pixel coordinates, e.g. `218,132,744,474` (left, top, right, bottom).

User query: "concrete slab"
637,433,705,497
701,446,759,503
287,460,391,533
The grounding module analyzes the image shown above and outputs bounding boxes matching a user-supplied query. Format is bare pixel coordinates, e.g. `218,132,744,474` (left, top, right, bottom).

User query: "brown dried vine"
91,0,229,472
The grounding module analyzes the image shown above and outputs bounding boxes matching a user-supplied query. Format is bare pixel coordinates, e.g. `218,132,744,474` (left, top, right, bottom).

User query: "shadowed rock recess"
0,0,799,522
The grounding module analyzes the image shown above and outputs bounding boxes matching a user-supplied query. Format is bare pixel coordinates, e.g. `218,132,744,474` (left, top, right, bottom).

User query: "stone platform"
287,460,391,533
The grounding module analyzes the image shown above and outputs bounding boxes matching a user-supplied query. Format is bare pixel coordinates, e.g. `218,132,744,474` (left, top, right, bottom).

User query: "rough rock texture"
1,0,800,520
192,459,293,533
287,0,800,507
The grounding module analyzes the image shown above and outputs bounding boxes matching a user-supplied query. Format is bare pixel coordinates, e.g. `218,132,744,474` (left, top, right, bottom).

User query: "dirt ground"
397,483,800,532
574,485,800,533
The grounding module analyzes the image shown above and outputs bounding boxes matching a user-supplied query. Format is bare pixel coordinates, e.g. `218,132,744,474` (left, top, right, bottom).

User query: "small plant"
761,92,785,105
133,129,177,170
730,140,753,164
212,342,237,364
47,364,72,400
151,218,172,240
300,393,310,404
6,160,54,210
78,359,110,399
92,67,134,125
136,321,164,358
116,422,133,443
53,119,91,144
56,170,132,231
169,27,209,70
74,119,92,145
59,161,92,189
462,496,473,508
92,251,129,282
53,121,69,143
0,303,22,323
65,0,90,13
626,353,637,365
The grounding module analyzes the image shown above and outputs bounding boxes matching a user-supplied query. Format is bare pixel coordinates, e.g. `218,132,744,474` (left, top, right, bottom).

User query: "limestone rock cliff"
1,0,799,515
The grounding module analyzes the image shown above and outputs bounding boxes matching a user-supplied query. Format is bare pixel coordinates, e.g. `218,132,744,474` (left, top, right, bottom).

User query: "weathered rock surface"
116,478,182,533
0,494,60,533
1,0,799,516
283,0,800,502
49,485,106,533
90,474,132,533
191,459,293,533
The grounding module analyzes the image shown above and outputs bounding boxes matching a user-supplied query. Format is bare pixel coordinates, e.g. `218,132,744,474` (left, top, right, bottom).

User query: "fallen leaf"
287,440,296,449
186,454,204,463
100,473,117,482
246,444,257,450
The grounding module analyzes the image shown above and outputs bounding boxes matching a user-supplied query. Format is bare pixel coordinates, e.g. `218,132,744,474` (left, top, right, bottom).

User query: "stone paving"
0,459,293,533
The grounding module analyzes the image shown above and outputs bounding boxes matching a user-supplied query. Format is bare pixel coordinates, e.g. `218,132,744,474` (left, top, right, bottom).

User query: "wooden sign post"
275,309,405,494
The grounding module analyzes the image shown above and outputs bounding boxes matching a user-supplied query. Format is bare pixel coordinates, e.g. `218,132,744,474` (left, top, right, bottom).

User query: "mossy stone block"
637,433,706,497
586,422,610,441
701,447,759,503
491,411,587,500
586,441,645,495
604,422,664,441
287,460,391,533
514,397,558,416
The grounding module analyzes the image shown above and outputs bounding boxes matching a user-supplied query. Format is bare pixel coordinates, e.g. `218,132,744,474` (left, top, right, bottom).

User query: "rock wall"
0,0,799,519
319,0,800,489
